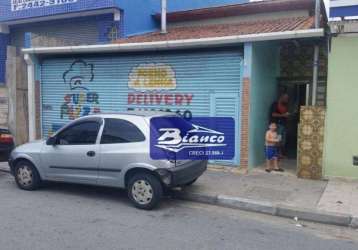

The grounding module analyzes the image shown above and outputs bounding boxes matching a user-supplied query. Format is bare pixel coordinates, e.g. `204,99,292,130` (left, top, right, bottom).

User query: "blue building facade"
1,0,247,35
0,32,8,83
1,0,324,170
330,0,358,18
0,0,248,148
0,0,248,84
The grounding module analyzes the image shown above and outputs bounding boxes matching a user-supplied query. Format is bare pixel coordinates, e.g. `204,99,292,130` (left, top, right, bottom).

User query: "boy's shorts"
265,146,278,160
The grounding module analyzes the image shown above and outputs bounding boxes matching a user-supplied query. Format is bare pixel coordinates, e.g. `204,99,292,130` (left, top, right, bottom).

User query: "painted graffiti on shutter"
127,63,194,119
41,50,243,148
60,59,101,120
43,59,101,135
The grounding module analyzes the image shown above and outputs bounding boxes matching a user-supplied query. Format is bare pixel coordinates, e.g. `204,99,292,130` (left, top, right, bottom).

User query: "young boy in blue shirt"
265,122,284,173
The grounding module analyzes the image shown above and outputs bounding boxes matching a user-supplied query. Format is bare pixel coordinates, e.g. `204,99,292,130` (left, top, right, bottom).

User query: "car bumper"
0,144,14,153
164,160,207,187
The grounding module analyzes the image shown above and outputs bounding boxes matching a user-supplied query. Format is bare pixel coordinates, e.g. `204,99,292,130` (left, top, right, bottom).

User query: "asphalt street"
0,171,357,250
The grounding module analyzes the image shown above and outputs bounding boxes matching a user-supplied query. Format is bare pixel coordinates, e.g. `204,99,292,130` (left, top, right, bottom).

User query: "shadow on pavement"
36,181,175,209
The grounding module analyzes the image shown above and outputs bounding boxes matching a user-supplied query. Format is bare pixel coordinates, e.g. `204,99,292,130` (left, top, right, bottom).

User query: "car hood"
14,140,45,153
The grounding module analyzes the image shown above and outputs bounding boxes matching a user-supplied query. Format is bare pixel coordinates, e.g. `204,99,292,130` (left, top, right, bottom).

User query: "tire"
127,173,163,210
14,160,41,191
183,178,198,187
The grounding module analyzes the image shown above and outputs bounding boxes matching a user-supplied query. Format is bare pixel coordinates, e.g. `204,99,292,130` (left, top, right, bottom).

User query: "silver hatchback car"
9,112,207,209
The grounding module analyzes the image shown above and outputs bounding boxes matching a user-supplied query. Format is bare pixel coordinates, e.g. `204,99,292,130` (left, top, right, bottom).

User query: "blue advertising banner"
150,117,235,160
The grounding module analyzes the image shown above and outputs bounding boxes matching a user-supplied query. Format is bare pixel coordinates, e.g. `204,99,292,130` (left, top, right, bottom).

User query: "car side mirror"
46,136,57,146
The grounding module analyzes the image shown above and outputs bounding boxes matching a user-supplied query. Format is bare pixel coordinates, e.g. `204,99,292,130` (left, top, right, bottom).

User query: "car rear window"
101,118,145,144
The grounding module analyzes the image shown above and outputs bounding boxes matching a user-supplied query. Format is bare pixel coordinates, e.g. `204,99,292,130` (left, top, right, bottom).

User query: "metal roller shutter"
10,17,100,47
41,49,243,165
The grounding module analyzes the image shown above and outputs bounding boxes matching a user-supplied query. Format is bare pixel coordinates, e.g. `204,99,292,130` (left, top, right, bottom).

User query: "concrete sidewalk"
0,162,10,173
174,166,358,228
1,161,357,227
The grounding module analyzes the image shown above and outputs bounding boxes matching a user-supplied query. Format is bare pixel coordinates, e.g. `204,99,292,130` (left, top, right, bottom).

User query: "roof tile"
115,16,315,44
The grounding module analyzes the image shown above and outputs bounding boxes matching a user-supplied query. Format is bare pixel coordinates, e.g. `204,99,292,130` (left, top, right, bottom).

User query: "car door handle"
87,151,96,157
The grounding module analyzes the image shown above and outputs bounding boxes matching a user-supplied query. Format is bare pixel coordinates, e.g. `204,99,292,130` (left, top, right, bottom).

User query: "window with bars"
107,25,119,42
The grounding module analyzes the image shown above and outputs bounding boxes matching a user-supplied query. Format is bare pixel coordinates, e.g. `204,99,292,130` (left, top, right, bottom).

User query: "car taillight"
0,134,14,144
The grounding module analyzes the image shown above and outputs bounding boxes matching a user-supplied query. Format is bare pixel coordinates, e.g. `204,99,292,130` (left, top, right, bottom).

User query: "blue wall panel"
0,33,9,84
330,5,358,17
1,0,248,37
40,49,243,164
119,0,248,36
10,14,119,48
0,0,118,22
166,0,248,12
248,42,280,168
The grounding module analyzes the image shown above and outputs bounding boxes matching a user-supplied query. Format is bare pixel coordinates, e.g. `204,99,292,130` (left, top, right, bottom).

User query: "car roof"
52,111,180,136
84,111,178,119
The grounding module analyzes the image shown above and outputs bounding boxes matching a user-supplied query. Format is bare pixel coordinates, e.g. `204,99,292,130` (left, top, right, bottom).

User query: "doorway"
278,82,309,159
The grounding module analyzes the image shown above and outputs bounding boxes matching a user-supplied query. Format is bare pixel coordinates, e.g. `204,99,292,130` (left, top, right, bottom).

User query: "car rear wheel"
14,160,41,190
128,173,163,210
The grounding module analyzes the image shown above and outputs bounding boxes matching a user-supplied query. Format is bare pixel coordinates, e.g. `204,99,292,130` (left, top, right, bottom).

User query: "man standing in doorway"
269,94,290,157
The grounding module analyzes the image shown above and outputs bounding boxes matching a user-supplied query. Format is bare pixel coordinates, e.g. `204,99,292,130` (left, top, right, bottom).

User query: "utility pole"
312,0,321,106
161,0,167,34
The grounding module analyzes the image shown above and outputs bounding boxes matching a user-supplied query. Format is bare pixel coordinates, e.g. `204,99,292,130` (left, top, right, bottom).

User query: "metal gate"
41,49,243,165
210,93,240,165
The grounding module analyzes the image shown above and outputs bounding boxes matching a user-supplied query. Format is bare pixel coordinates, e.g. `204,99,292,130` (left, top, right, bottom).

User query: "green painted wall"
248,42,280,167
323,36,358,178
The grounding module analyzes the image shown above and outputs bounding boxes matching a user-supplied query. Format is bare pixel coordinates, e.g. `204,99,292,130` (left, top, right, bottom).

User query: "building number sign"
11,0,78,11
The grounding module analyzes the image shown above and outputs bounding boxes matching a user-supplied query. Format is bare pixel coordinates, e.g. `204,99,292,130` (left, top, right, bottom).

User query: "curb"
217,195,276,215
276,204,352,227
173,191,354,228
350,217,358,229
173,191,218,205
0,167,10,173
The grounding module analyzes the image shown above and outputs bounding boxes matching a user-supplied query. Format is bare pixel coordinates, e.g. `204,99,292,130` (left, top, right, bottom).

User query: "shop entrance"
250,40,327,174
277,82,309,160
270,39,328,174
276,76,327,174
259,81,310,174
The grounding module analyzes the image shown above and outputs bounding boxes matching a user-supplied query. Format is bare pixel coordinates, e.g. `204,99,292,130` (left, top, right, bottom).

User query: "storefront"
1,0,241,144
22,0,327,172
40,49,243,165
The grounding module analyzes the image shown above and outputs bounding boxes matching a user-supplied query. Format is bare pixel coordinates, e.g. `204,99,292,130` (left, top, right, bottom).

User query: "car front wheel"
14,160,41,190
128,173,163,210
